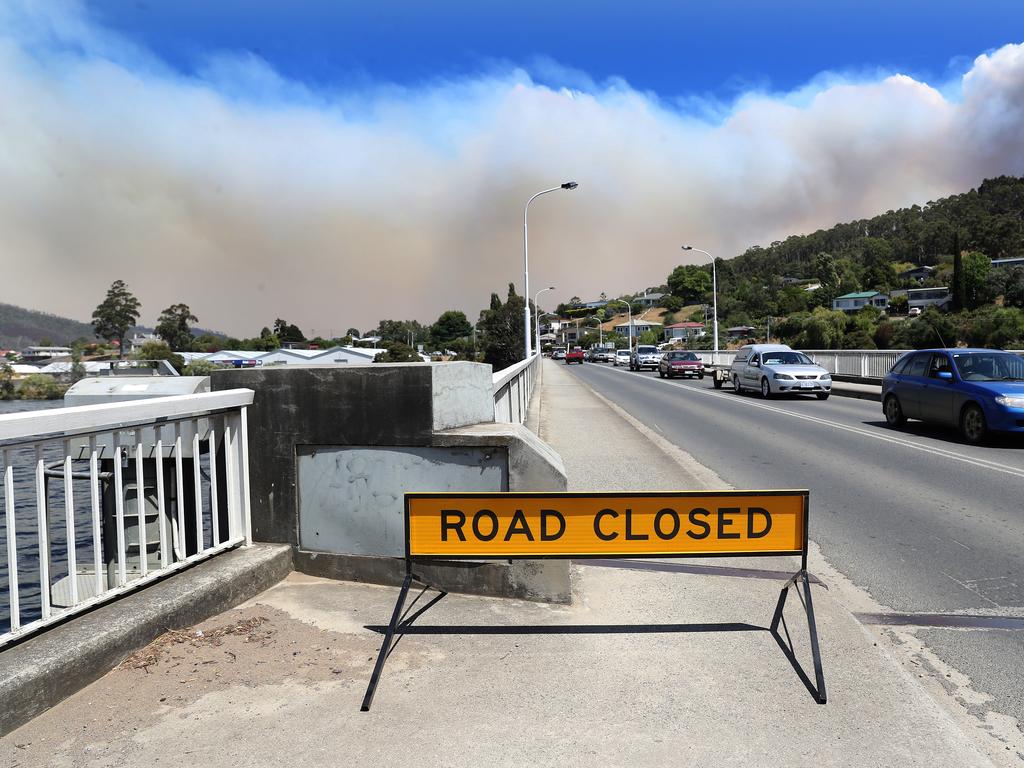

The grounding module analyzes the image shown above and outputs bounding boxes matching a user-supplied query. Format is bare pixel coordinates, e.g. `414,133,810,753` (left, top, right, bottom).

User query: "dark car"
658,351,705,379
882,348,1024,444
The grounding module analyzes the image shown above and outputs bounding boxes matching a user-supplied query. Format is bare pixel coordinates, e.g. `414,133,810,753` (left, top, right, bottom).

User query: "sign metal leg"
771,569,827,704
360,569,414,712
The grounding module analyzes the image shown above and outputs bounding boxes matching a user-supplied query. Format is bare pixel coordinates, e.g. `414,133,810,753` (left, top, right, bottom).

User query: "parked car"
552,347,566,360
659,351,705,379
595,347,615,363
565,346,585,365
630,345,662,371
729,344,832,399
614,349,631,367
908,307,922,317
882,348,1024,444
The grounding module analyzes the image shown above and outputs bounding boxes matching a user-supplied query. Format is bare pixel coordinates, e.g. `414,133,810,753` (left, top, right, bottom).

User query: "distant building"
832,291,889,312
21,346,72,364
612,318,664,336
177,346,395,367
663,322,706,342
991,257,1024,268
726,326,757,340
899,265,935,282
900,286,951,311
582,300,609,309
635,292,667,308
127,333,163,354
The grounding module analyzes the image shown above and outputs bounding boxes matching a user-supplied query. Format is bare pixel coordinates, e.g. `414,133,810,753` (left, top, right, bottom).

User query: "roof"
664,322,705,329
835,291,882,300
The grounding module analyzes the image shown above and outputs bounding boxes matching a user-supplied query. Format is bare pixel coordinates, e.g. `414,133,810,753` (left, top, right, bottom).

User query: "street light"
682,246,719,363
608,299,633,351
523,182,579,360
534,286,556,356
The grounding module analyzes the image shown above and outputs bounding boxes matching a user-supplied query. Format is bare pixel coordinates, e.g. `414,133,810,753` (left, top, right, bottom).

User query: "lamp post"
534,286,556,356
523,182,578,360
609,299,633,351
682,246,718,363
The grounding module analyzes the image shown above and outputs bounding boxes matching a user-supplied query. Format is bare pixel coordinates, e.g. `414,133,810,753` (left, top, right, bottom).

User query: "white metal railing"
492,354,540,424
0,389,253,649
687,349,1024,380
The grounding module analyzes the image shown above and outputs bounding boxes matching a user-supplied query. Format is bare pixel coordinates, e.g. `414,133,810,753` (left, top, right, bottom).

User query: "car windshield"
761,351,814,366
616,350,629,356
667,352,698,361
637,346,657,354
952,352,1024,381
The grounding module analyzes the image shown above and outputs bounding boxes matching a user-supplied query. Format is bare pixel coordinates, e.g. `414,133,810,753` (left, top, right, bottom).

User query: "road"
564,360,1024,727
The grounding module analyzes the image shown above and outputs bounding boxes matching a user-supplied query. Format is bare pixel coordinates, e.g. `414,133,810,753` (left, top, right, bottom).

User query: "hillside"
0,303,96,349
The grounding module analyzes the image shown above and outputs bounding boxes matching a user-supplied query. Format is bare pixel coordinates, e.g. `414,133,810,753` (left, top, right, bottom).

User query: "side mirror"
937,371,953,380
750,359,760,367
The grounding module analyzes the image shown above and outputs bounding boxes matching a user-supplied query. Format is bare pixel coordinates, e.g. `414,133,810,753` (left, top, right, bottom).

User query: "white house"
612,318,664,336
663,321,706,342
832,292,889,312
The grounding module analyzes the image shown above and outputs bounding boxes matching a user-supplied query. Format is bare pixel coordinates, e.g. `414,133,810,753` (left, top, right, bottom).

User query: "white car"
729,344,832,399
551,347,566,360
613,349,631,367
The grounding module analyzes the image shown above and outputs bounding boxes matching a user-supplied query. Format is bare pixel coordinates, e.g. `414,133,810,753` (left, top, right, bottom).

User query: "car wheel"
883,395,905,427
698,372,705,380
732,375,742,394
760,377,771,398
960,403,988,445
816,393,830,400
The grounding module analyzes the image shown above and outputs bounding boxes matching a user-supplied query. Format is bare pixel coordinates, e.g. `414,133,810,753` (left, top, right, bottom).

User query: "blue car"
882,348,1024,444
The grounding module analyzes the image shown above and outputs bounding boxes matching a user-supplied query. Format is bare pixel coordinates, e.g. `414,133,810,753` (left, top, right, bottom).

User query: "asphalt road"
564,360,1024,727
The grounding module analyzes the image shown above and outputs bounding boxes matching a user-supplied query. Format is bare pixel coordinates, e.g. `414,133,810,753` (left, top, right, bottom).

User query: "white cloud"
0,2,1022,337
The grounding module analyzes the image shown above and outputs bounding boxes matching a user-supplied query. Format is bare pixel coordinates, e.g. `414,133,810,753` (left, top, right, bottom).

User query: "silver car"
730,344,832,399
630,345,662,371
613,349,631,367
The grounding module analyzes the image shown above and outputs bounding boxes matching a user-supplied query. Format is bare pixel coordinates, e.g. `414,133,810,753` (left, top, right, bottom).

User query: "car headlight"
773,373,794,380
995,395,1024,408
820,373,831,380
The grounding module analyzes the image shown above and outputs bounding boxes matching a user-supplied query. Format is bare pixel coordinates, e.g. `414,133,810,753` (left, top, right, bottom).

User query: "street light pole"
682,246,718,364
523,182,578,360
609,299,632,351
534,286,556,356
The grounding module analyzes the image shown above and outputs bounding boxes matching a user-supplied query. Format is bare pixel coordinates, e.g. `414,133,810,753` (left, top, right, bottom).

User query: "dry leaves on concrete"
118,616,274,671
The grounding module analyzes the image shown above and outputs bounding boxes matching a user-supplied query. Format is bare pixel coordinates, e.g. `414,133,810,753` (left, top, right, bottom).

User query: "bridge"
0,355,1020,766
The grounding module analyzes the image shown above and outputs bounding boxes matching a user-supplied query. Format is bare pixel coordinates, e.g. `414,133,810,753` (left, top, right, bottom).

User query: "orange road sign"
405,491,807,559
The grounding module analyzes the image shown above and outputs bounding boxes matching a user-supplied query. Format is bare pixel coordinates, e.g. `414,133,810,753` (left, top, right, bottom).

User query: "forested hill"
0,303,96,349
725,175,1024,287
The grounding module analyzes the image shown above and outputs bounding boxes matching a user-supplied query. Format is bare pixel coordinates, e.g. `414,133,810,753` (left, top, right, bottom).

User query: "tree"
430,310,472,345
667,265,712,302
155,303,198,351
273,318,306,343
952,232,965,312
962,251,992,309
373,341,421,363
92,280,141,360
134,340,184,373
346,327,361,338
183,359,220,376
478,283,525,370
0,363,14,400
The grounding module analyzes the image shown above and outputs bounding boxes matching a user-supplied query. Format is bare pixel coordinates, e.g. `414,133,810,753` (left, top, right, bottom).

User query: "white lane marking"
588,364,1024,480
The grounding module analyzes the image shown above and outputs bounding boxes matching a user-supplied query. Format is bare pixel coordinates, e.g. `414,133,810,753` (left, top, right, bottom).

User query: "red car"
565,347,585,365
659,350,704,379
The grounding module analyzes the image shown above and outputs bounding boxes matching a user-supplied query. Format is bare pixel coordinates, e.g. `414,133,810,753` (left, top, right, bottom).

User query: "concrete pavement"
0,359,1009,767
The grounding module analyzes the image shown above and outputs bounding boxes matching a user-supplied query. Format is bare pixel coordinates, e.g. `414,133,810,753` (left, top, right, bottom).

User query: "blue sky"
2,2,1023,334
88,0,1023,99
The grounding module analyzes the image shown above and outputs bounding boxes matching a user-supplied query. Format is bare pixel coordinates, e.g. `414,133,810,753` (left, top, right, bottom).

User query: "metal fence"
492,354,539,424
0,389,254,648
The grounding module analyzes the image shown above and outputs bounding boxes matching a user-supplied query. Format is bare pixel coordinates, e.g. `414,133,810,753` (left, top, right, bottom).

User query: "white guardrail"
691,349,1024,379
0,389,254,648
492,354,540,424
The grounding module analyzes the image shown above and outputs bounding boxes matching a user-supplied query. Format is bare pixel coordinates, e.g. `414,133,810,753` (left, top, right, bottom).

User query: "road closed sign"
405,491,807,559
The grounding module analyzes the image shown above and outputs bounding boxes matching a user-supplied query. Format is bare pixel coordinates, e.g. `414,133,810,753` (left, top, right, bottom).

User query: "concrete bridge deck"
0,359,1007,767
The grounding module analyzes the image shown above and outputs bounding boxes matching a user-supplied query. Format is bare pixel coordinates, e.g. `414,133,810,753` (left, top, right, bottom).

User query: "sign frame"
361,489,825,711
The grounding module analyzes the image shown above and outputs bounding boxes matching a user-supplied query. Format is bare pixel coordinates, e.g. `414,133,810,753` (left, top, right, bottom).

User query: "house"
726,326,757,340
832,291,889,312
899,265,935,282
635,292,667,308
20,346,72,364
902,287,951,311
127,333,163,354
991,257,1024,268
612,318,664,336
663,321,706,342
179,346,390,368
582,300,609,309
